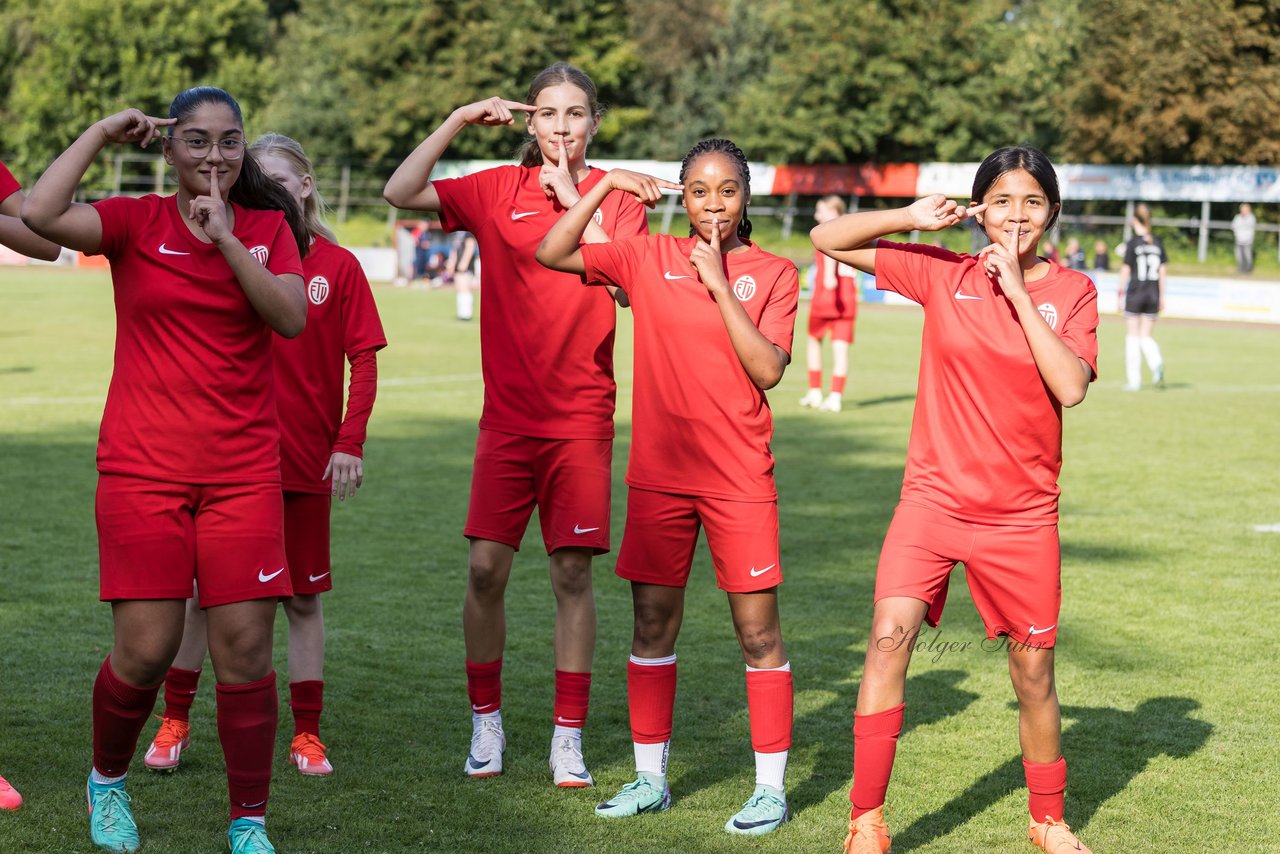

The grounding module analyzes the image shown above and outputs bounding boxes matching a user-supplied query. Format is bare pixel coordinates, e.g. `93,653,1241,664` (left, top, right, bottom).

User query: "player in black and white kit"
1117,203,1165,390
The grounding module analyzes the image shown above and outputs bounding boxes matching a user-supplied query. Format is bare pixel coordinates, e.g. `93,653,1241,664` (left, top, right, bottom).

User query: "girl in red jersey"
383,62,650,787
0,159,61,813
811,145,1098,854
145,133,387,780
799,194,859,412
21,88,307,854
538,139,799,836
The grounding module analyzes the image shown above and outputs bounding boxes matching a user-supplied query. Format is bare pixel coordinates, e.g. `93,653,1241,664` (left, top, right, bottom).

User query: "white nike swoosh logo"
1027,624,1056,635
258,567,286,583
158,243,190,256
954,287,983,300
749,564,776,577
573,525,600,534
664,272,691,280
308,572,330,583
511,210,538,220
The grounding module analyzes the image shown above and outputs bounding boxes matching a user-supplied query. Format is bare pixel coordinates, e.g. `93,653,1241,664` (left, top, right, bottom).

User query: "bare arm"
383,98,535,212
0,191,61,261
809,194,985,274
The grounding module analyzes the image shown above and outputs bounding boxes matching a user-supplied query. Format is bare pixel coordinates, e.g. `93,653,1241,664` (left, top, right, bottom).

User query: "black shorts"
1124,284,1159,316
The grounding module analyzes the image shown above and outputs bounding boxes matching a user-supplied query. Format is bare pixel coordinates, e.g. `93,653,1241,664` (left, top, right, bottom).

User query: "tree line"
2,0,1278,185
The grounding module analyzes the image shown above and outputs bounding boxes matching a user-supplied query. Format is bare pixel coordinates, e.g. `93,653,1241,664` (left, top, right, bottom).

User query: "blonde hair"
248,132,336,243
1134,203,1152,230
818,195,846,216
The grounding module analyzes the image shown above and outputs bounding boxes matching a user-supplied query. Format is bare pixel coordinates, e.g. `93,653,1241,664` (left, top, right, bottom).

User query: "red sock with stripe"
746,663,793,789
850,703,904,818
289,680,324,738
92,657,160,776
628,655,677,775
161,667,201,722
553,670,591,728
217,672,277,820
1023,756,1067,822
466,659,502,715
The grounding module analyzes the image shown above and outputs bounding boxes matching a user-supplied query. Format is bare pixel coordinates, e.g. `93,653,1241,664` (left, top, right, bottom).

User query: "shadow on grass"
890,696,1212,851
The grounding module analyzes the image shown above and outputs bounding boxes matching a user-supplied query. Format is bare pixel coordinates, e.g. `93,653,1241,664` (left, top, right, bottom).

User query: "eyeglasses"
168,137,245,160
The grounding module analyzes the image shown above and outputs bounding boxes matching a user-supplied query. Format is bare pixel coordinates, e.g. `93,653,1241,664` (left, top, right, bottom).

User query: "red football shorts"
284,490,332,595
615,487,782,592
96,474,291,608
874,502,1061,647
807,314,855,343
465,429,612,555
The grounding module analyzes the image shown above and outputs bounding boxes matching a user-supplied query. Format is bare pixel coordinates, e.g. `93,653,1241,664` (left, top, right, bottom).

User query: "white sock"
1140,336,1163,374
473,710,502,728
634,740,669,777
457,291,474,320
552,724,581,742
1125,335,1141,387
237,816,266,827
754,750,789,791
90,769,126,787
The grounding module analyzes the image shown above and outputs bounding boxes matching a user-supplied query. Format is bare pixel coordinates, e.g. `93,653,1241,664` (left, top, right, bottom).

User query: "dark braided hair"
678,138,753,241
167,87,309,258
517,62,602,168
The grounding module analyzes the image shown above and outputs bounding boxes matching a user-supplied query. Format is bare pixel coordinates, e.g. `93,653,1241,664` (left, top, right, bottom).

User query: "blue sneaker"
594,771,671,818
228,817,277,854
724,784,789,835
86,777,140,853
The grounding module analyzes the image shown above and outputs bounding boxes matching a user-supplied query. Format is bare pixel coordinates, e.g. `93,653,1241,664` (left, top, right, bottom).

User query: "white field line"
1253,524,1280,533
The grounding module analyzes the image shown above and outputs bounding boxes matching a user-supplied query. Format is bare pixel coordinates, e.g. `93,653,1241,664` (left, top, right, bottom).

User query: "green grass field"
1,268,1278,852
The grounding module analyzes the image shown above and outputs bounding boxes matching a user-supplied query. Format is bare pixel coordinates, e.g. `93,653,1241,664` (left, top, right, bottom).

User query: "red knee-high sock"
217,672,277,820
850,703,905,818
627,657,677,743
808,370,823,390
832,374,847,394
1024,756,1067,822
289,680,324,738
745,667,793,752
465,659,502,715
553,670,591,728
161,667,201,722
92,656,161,776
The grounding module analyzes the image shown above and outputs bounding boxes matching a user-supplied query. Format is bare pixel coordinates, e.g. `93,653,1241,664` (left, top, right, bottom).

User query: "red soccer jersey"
0,161,19,203
91,194,304,484
581,234,799,501
433,165,649,440
874,241,1099,525
274,236,387,493
810,250,858,319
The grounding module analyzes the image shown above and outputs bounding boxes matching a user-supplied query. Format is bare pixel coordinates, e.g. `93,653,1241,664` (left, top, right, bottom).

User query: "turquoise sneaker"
86,778,140,853
594,771,671,818
724,784,789,835
228,817,277,854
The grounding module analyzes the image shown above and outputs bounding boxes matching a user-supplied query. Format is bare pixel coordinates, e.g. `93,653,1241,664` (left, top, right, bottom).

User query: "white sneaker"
799,388,823,408
549,734,594,787
819,392,843,412
465,717,505,778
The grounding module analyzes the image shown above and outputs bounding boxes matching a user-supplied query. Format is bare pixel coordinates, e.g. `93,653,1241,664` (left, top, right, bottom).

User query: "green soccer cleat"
228,817,277,854
594,771,671,818
724,784,789,835
86,778,140,854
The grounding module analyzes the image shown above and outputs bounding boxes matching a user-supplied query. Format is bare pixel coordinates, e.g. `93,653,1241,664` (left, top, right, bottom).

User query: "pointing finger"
506,101,538,113
208,165,221,201
709,218,721,252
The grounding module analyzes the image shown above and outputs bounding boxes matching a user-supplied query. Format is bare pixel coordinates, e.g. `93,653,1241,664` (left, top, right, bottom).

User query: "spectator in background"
1039,239,1061,265
1091,239,1110,272
1231,203,1256,274
1063,238,1086,271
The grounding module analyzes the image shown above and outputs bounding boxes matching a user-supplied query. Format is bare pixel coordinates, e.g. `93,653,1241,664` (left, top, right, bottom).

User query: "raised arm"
0,189,61,261
810,194,985,275
536,169,676,275
383,98,535,212
22,109,173,253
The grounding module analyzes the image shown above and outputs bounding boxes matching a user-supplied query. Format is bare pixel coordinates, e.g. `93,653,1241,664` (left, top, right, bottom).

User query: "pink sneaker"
0,774,22,810
144,716,191,771
291,733,334,776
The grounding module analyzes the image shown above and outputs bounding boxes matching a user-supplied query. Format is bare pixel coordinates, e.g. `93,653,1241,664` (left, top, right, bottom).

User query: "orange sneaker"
0,773,21,810
144,716,191,772
1029,816,1092,853
844,805,892,854
290,732,333,776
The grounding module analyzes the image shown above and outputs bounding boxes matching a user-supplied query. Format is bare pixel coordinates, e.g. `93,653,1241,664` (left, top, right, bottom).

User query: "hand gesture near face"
98,109,174,148
457,97,536,127
906,193,987,232
689,217,729,295
189,164,231,244
977,225,1027,300
605,169,681,209
539,136,579,205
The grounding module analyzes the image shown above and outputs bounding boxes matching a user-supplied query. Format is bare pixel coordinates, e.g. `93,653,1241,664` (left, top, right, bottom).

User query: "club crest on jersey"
592,209,604,226
249,245,270,265
733,275,757,302
308,276,330,305
1038,302,1059,330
